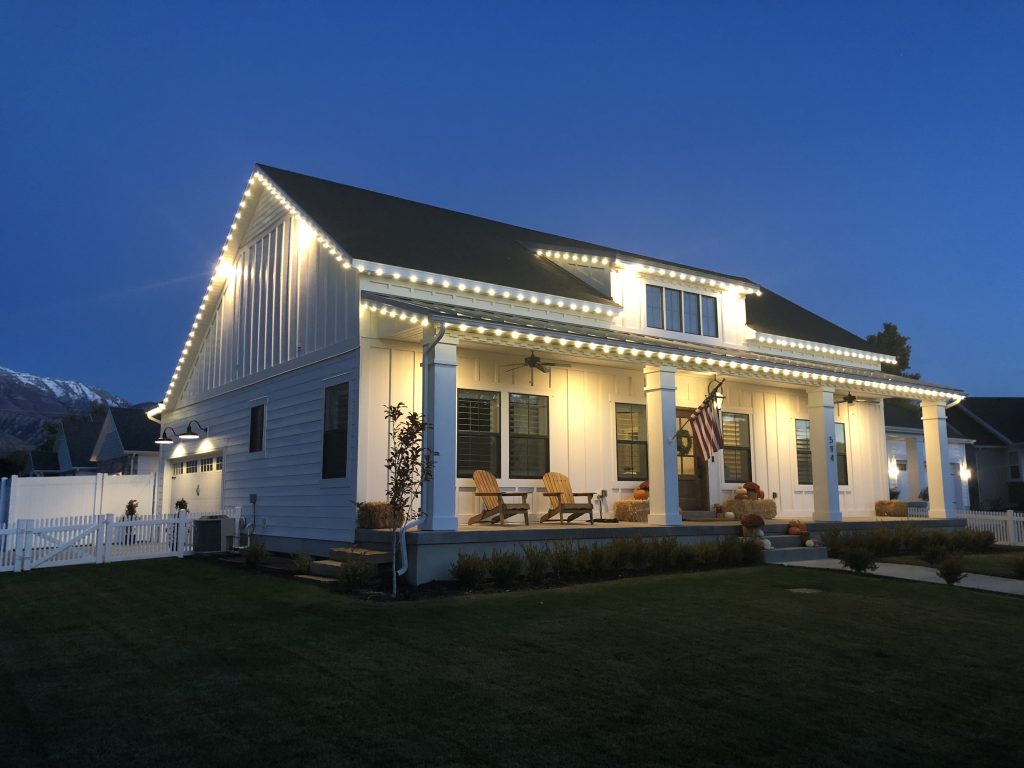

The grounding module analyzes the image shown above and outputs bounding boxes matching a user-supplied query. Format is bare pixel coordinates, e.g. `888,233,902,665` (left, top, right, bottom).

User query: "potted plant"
124,499,139,545
740,513,765,538
175,498,189,514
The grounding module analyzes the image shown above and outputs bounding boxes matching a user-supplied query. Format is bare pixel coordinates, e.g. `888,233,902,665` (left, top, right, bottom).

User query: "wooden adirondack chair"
469,470,530,525
541,472,595,525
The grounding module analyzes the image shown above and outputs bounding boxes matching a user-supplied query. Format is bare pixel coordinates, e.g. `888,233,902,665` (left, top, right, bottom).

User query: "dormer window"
646,285,718,338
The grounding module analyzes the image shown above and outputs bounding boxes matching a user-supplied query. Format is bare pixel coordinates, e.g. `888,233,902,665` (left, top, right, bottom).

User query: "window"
509,393,549,478
684,292,700,335
836,423,849,486
249,404,265,453
795,419,812,485
615,404,648,480
457,390,500,477
721,413,752,483
322,382,349,479
200,457,214,472
645,285,663,329
664,289,682,332
185,460,198,475
215,455,223,471
700,295,718,337
172,461,183,478
647,284,718,338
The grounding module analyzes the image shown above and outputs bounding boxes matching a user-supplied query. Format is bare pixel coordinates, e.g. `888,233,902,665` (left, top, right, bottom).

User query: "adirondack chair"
469,470,530,525
541,472,595,525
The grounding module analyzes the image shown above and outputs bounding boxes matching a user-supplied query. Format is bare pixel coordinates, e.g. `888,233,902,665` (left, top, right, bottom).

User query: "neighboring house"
149,165,965,554
947,398,1024,510
24,450,60,477
90,406,161,475
53,418,103,475
883,399,972,511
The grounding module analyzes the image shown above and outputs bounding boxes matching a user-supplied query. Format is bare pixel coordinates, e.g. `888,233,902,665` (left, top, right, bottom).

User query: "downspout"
396,322,445,579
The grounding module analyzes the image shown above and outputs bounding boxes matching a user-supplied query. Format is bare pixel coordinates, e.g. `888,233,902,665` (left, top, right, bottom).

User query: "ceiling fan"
502,353,571,385
841,391,877,405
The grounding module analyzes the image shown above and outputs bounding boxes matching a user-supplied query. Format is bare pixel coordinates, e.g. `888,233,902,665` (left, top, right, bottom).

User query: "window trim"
836,422,849,486
645,283,719,339
720,411,752,485
615,402,648,481
249,402,266,454
456,388,501,478
508,392,550,479
795,419,813,486
321,381,351,480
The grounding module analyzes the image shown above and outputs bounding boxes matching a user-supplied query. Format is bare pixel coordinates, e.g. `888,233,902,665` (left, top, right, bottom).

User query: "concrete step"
294,574,337,589
762,546,830,565
328,545,392,565
765,534,804,548
309,559,345,578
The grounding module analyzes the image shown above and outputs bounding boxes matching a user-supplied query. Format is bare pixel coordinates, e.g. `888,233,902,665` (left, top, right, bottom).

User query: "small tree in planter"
175,498,189,514
383,403,435,597
125,499,139,519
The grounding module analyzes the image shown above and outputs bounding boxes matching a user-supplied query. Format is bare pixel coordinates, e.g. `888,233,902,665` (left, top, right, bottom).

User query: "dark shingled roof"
28,451,59,472
258,165,876,356
949,398,1024,445
745,288,868,350
61,419,102,469
109,407,161,452
884,399,967,440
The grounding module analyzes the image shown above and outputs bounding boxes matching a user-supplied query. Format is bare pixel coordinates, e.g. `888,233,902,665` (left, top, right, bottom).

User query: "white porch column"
921,402,954,518
905,437,922,499
644,365,681,526
421,330,458,531
808,388,841,521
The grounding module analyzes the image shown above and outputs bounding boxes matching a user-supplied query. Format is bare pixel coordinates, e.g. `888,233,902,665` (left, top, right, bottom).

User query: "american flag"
691,404,724,461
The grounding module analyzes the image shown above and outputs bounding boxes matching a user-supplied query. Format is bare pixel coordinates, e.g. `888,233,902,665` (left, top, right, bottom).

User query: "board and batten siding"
157,185,362,546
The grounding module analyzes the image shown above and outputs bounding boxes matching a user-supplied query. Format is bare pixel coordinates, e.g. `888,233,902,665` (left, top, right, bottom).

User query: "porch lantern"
887,456,900,485
709,377,725,410
959,460,972,483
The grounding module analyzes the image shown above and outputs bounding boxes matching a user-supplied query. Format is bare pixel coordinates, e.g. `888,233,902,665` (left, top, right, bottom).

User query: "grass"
879,548,1024,579
1,560,1023,767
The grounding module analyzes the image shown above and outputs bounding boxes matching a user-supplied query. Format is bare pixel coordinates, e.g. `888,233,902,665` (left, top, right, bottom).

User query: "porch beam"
644,365,682,526
808,387,841,521
421,330,459,531
921,402,954,518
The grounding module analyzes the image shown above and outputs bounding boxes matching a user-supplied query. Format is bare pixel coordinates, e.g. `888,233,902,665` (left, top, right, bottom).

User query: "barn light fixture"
154,428,178,446
179,420,209,441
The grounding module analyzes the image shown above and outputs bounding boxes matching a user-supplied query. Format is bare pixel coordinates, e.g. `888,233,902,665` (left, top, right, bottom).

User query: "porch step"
294,574,338,589
764,534,804,548
329,545,392,565
762,545,830,565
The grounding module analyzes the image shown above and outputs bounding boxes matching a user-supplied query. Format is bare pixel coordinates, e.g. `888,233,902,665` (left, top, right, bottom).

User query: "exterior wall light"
154,428,178,445
179,420,209,441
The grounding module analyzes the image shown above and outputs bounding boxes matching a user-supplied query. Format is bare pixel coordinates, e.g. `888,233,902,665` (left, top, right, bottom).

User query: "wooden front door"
676,408,709,512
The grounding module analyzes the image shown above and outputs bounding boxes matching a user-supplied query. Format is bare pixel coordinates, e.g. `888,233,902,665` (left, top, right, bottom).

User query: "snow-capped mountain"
0,366,131,451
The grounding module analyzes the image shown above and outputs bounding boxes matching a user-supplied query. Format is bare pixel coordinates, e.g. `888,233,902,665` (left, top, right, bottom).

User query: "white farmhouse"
149,165,964,557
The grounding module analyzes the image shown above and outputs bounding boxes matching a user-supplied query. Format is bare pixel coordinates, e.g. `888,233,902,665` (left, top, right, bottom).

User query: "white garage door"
169,455,223,515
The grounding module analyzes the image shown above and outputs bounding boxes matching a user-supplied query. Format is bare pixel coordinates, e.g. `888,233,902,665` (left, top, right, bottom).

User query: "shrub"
520,545,550,584
1012,556,1024,579
486,550,522,587
739,539,762,565
607,538,639,570
292,552,312,574
549,541,577,580
936,554,966,585
242,542,267,568
717,537,744,567
337,559,376,592
821,528,845,557
576,544,614,578
949,529,995,553
450,553,488,590
692,541,721,570
648,538,681,571
921,542,949,567
840,547,877,574
675,544,698,571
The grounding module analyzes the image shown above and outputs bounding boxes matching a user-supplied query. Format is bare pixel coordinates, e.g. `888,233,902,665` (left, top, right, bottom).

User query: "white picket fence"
0,512,202,573
957,509,1024,546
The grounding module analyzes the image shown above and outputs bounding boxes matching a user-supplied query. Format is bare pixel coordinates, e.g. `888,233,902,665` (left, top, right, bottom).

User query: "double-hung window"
836,423,848,486
509,393,549,478
322,382,349,479
615,403,648,481
795,419,849,486
721,413,752,483
457,390,500,477
646,285,718,337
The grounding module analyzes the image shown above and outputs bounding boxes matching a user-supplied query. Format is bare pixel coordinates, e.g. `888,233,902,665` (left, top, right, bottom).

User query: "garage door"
169,455,223,515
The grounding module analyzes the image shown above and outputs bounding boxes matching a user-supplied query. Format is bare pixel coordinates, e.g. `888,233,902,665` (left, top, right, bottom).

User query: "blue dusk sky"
1,1,1021,403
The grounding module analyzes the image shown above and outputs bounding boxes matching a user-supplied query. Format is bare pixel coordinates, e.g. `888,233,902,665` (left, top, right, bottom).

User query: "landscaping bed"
879,547,1024,580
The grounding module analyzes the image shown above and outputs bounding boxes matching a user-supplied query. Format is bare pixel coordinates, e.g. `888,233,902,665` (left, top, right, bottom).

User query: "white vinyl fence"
0,473,155,526
957,509,1024,546
0,511,230,573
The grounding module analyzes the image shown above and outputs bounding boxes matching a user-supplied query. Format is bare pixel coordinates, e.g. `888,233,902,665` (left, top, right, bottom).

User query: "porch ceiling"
361,291,963,403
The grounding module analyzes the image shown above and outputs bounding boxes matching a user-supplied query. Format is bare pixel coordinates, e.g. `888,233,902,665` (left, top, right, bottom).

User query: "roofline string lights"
754,334,898,366
535,249,763,296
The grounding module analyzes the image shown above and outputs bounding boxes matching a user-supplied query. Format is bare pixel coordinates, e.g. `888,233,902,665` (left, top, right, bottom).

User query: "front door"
676,408,709,512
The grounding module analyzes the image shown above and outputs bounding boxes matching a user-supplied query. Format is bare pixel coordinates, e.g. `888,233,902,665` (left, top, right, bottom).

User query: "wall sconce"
887,456,900,485
959,460,972,483
709,377,725,410
179,420,209,441
154,427,178,446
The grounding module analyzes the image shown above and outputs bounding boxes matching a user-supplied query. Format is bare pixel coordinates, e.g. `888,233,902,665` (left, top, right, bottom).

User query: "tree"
383,403,435,597
866,322,920,379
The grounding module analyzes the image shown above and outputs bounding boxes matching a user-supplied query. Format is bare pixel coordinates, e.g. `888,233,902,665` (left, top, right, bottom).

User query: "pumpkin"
634,481,650,501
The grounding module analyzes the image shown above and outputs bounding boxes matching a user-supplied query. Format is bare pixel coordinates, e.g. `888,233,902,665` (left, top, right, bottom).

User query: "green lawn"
1,561,1022,768
880,548,1024,579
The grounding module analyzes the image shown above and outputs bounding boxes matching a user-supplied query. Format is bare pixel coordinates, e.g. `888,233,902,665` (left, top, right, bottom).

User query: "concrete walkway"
783,557,1024,597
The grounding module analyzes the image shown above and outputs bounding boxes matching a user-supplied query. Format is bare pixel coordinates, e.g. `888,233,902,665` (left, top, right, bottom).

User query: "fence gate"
18,516,105,571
